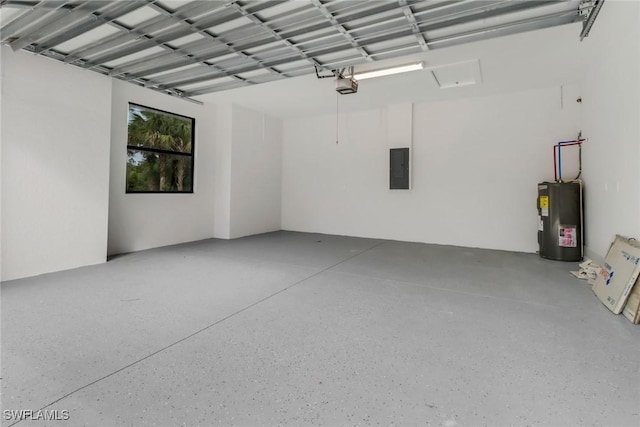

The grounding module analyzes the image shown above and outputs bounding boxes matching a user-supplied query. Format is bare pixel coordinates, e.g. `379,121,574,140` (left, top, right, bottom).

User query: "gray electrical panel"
390,148,409,189
537,181,583,261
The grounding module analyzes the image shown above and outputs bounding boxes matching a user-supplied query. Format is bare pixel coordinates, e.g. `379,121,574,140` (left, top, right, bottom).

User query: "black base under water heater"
537,181,583,261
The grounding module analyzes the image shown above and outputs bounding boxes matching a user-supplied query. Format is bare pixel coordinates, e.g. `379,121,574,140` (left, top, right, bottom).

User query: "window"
126,103,195,193
390,147,410,189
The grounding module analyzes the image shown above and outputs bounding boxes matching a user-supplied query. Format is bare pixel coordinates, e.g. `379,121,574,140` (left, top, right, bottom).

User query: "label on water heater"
538,216,544,231
558,225,577,247
540,196,549,217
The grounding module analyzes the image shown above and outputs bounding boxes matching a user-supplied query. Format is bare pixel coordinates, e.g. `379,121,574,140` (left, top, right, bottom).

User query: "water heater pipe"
554,139,584,181
554,147,558,181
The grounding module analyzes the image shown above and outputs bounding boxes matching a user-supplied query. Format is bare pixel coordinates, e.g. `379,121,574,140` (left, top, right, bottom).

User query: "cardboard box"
592,235,640,314
622,279,640,324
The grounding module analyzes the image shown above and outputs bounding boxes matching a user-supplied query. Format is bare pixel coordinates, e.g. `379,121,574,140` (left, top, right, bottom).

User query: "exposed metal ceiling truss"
0,0,599,101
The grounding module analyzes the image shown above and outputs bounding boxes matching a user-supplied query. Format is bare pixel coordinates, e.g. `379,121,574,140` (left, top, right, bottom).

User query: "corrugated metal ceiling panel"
0,0,595,101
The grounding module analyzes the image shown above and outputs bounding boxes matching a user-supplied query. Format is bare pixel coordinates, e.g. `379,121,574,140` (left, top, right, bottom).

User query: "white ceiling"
197,20,585,118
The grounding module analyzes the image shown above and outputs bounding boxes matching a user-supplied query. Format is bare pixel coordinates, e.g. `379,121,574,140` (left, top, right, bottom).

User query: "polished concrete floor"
2,231,639,426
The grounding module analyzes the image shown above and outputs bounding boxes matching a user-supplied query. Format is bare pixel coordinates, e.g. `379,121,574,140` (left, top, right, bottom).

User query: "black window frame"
126,102,195,194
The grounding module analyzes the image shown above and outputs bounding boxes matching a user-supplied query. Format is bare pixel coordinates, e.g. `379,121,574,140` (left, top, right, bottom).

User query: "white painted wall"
282,85,581,253
579,0,640,260
229,104,282,238
1,48,112,281
0,46,4,282
107,80,216,255
213,102,233,239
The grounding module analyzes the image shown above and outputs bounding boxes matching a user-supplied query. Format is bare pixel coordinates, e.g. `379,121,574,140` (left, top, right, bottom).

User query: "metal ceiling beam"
278,0,448,49
579,0,603,40
116,1,396,77
183,50,376,97
184,79,253,95
32,1,150,54
114,2,326,78
109,3,287,85
60,1,215,63
252,4,322,31
129,0,584,91
82,1,284,68
102,2,253,87
334,0,470,40
368,41,423,61
9,0,109,51
0,0,67,8
142,63,235,87
309,0,373,62
182,2,585,97
156,0,485,89
161,25,418,90
141,2,258,84
328,0,463,43
191,68,292,92
81,11,243,68
293,33,354,53
99,6,296,90
183,71,295,95
184,60,333,96
1,0,589,99
0,0,66,9
427,8,583,48
250,0,396,41
22,40,128,84
109,1,402,80
111,24,326,78
399,0,429,50
227,0,332,76
143,56,278,87
416,0,561,33
270,0,490,53
0,0,68,41
342,0,558,50
157,4,467,89
145,0,286,82
112,43,228,78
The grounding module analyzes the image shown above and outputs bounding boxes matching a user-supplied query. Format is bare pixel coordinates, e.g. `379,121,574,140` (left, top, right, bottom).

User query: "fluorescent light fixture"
353,62,424,80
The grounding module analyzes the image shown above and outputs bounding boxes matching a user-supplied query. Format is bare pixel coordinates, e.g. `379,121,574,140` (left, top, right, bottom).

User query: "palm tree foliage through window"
126,103,195,193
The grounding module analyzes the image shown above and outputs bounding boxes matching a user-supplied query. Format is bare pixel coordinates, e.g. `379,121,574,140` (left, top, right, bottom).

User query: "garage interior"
1,0,639,425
